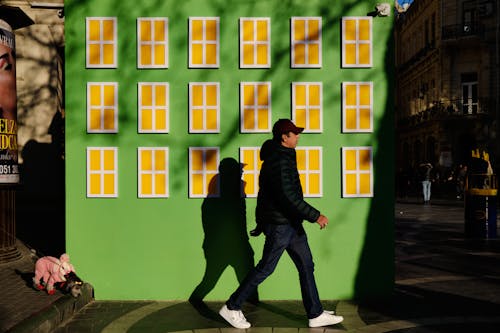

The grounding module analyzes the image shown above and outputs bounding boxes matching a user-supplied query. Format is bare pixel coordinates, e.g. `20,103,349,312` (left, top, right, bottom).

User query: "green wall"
65,0,394,300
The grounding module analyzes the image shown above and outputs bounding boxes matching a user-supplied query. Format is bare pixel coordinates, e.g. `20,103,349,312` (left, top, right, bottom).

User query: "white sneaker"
309,310,344,327
219,304,251,329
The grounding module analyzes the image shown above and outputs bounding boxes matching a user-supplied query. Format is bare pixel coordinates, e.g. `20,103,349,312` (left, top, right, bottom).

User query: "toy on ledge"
32,253,82,296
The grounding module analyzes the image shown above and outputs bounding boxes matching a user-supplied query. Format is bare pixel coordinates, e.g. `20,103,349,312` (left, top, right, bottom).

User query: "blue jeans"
226,223,323,319
422,180,431,201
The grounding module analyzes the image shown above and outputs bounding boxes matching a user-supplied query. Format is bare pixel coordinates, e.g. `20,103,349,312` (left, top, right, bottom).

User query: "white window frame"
86,147,118,198
86,17,117,68
87,82,118,133
137,17,169,69
189,82,220,133
239,17,271,68
342,81,373,133
138,147,169,198
239,147,261,198
189,147,220,198
240,82,272,133
341,16,372,68
291,16,322,68
138,82,169,133
189,17,220,68
341,146,373,198
296,147,323,197
292,82,323,133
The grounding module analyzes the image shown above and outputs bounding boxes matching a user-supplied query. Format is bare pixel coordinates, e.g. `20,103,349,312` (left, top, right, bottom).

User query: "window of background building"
342,16,372,68
240,82,271,132
137,17,168,68
87,147,118,197
291,17,322,68
138,147,169,198
138,82,169,133
342,146,373,198
240,17,270,68
189,17,219,68
86,17,117,68
189,147,219,198
461,73,478,114
87,82,118,133
239,147,261,197
292,82,322,132
189,82,220,133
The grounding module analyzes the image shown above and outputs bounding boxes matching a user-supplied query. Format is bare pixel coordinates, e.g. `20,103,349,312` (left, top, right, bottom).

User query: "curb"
6,283,94,333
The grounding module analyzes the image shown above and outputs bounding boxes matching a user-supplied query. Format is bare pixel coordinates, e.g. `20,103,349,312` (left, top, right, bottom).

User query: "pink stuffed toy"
33,253,75,295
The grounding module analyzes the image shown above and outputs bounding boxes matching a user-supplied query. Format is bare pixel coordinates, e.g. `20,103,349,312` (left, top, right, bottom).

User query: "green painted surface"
65,0,394,300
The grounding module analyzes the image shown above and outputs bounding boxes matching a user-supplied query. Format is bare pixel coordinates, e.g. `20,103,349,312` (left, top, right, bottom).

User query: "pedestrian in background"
419,162,433,204
219,119,343,329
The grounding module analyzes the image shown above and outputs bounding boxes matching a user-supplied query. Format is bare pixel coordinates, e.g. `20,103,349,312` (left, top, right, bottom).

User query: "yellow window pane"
256,45,268,65
206,85,218,106
296,150,306,170
345,85,357,106
141,45,152,65
294,19,305,41
309,109,321,130
359,84,371,105
344,19,356,41
309,150,320,170
308,19,320,41
359,108,371,130
345,44,357,65
309,85,320,105
243,109,255,129
295,85,306,105
154,45,166,65
141,150,152,170
192,174,204,195
359,44,371,65
359,173,371,195
140,21,152,41
243,44,254,65
192,85,203,106
88,44,101,65
257,20,268,41
90,85,101,106
102,20,114,41
90,109,101,130
103,150,115,170
205,151,218,171
103,109,115,130
191,150,203,171
154,21,165,41
257,84,268,105
359,149,371,170
345,109,357,130
345,174,357,195
88,20,100,41
294,44,306,65
192,109,204,130
155,174,166,195
141,109,153,130
299,174,306,190
243,150,255,167
141,85,152,106
103,174,115,195
243,174,255,194
205,44,217,65
257,108,268,130
89,174,101,195
243,85,254,106
192,44,203,65
308,44,320,65
206,20,217,41
309,174,320,194
103,85,115,106
155,85,167,106
359,19,370,41
243,20,254,41
345,150,357,170
103,44,114,65
192,20,203,41
206,109,218,130
141,174,152,195
155,109,167,130
295,108,306,129
89,150,101,170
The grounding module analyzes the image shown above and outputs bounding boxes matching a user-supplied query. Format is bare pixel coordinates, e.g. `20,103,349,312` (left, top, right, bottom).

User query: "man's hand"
316,214,329,229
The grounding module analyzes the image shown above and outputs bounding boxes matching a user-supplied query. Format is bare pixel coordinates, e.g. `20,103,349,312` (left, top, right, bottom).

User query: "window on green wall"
86,17,117,68
342,82,373,133
138,147,169,198
189,82,220,133
239,147,262,198
291,17,322,68
342,16,372,68
292,82,322,132
342,147,373,198
189,147,220,198
137,17,168,68
87,147,118,198
297,147,322,197
87,82,118,133
138,82,169,133
240,82,271,133
189,17,219,68
239,17,271,68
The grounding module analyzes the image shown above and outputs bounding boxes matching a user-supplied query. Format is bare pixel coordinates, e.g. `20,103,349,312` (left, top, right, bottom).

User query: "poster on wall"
0,19,19,184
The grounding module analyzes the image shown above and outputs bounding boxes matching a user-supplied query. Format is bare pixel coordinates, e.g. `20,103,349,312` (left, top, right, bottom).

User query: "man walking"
219,119,343,329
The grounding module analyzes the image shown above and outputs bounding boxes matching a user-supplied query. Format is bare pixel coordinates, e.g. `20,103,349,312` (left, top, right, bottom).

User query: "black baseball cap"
272,119,304,138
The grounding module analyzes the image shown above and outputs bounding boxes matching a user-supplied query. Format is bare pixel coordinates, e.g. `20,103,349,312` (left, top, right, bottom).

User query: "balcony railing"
442,23,484,40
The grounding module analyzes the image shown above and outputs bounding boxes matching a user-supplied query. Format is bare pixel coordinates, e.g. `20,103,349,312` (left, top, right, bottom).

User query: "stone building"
395,0,499,184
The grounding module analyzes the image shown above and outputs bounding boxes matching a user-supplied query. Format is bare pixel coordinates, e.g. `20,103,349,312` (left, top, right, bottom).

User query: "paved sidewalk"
2,201,500,333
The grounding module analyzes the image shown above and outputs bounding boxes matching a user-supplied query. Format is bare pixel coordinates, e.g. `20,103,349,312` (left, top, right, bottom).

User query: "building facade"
395,0,499,186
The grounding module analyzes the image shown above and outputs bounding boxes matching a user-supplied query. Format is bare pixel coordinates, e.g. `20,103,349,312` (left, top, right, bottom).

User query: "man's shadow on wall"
189,157,258,318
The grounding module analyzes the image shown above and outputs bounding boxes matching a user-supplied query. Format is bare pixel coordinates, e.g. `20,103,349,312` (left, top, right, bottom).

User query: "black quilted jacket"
255,139,320,226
